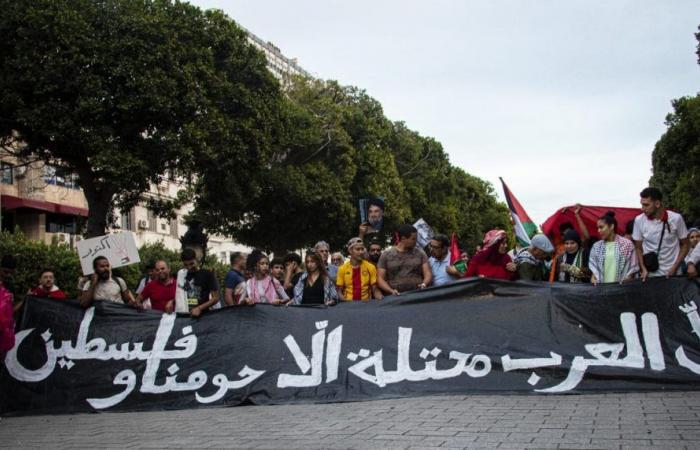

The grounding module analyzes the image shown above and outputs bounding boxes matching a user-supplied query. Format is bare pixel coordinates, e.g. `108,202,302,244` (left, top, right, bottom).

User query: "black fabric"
184,269,218,308
3,277,700,416
301,276,324,305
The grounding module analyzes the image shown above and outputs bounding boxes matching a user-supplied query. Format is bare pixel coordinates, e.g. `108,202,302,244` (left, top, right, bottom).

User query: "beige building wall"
2,158,250,263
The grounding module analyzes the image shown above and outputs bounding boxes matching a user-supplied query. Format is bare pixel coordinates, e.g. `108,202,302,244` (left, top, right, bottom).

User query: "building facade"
0,159,248,263
243,26,311,87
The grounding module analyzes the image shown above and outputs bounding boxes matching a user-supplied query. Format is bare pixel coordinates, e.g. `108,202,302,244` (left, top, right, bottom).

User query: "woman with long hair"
241,252,289,305
589,211,638,285
292,251,338,305
464,230,517,281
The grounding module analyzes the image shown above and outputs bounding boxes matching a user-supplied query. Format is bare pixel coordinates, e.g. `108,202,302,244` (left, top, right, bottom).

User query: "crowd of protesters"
1,186,699,342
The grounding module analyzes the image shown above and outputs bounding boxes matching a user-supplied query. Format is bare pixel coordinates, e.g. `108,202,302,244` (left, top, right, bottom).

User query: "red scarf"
646,210,668,222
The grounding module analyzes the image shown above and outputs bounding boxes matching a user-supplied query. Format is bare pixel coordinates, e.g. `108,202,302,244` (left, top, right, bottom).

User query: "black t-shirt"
184,269,219,310
301,275,325,305
285,272,303,299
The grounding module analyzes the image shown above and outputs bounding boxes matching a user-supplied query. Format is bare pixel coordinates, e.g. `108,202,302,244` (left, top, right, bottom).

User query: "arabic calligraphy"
4,308,265,409
6,303,700,412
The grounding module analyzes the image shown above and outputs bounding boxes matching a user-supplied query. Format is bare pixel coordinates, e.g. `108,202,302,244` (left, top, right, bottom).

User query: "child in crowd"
240,252,289,305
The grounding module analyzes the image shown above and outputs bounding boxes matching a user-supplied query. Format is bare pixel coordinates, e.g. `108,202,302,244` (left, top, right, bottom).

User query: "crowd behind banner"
1,186,700,355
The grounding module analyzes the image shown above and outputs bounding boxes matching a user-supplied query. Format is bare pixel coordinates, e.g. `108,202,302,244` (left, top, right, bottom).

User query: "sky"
191,0,700,225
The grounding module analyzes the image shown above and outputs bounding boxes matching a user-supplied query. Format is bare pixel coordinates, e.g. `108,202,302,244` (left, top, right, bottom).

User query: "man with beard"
359,198,385,238
80,256,136,307
633,187,689,281
136,260,176,312
367,238,383,266
377,224,432,296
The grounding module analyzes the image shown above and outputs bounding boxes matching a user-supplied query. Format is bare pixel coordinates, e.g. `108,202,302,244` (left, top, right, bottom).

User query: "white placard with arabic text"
76,232,141,275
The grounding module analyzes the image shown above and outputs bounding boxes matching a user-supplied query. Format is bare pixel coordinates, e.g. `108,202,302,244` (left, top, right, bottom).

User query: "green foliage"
649,28,700,226
0,0,282,237
0,229,82,301
0,232,230,302
223,77,512,253
650,95,700,225
0,1,511,252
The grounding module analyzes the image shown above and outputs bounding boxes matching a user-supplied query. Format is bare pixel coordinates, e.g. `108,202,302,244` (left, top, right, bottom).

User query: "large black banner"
3,277,700,415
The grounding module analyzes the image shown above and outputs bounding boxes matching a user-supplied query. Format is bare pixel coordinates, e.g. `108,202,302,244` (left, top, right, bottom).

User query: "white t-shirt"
632,210,688,276
686,244,700,267
82,277,127,303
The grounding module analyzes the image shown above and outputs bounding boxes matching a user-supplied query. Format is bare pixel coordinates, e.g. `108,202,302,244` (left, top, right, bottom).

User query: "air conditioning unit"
137,219,149,230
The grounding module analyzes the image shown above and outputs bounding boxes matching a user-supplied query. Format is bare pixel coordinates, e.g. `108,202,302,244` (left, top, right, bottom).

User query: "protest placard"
76,232,140,275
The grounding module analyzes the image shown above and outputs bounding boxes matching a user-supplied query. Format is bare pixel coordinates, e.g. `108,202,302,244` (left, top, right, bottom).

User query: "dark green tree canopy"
650,95,700,225
0,0,281,236
1,1,511,251
649,25,700,226
220,77,511,254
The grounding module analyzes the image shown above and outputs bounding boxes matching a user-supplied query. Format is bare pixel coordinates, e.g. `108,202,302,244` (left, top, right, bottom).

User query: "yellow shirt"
336,260,377,301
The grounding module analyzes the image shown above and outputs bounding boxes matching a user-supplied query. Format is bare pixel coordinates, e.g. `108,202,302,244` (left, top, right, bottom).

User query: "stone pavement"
2,392,700,449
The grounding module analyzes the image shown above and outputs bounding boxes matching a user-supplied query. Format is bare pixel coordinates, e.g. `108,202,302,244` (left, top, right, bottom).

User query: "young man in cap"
336,237,383,301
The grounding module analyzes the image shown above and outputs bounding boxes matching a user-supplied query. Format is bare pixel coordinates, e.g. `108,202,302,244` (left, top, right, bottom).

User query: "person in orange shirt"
336,237,383,301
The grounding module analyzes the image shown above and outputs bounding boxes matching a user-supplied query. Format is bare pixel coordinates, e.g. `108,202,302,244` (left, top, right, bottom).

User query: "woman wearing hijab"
464,230,517,281
552,229,591,283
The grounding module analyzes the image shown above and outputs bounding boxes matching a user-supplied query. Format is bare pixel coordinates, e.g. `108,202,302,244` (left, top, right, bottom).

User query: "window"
1,162,13,184
170,218,179,238
44,165,80,189
45,214,77,234
121,209,133,231
146,210,157,232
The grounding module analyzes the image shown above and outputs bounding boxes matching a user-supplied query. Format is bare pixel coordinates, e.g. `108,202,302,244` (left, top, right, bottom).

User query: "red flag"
449,233,460,264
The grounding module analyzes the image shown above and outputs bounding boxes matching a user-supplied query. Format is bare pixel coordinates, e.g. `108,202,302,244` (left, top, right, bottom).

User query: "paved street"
2,392,700,449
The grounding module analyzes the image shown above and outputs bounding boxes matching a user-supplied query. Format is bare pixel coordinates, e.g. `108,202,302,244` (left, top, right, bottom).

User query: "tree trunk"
85,199,110,238
76,165,116,238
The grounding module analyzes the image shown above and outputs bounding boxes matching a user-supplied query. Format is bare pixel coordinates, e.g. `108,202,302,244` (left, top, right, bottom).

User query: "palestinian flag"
499,177,538,248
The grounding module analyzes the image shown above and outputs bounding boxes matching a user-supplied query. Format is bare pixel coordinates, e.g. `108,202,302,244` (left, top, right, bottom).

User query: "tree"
224,76,511,254
0,0,281,237
650,95,700,225
224,78,410,253
387,122,511,251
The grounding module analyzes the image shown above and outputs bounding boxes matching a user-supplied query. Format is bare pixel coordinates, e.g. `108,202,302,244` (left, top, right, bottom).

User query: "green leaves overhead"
215,77,511,254
650,95,700,225
0,0,281,236
1,0,510,251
